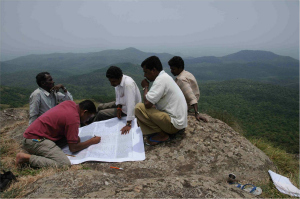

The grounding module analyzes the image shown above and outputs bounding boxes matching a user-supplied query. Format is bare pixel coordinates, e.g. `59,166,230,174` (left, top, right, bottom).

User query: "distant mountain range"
1,47,298,90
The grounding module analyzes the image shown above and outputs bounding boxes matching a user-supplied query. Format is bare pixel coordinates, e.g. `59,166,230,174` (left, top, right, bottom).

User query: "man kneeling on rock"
16,100,101,168
135,56,187,146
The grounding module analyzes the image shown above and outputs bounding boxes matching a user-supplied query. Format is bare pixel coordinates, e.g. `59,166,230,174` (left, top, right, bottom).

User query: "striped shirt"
175,70,200,109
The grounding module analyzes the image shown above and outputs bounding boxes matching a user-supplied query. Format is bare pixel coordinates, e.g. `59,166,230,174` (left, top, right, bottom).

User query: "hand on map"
121,125,131,135
91,136,101,144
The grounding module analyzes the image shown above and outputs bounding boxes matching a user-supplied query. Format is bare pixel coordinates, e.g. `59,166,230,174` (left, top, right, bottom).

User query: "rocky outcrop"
0,109,275,198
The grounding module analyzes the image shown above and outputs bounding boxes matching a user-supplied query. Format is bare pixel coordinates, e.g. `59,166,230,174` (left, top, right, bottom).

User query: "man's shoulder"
123,75,138,87
178,70,196,80
124,75,135,83
30,88,42,97
158,70,172,79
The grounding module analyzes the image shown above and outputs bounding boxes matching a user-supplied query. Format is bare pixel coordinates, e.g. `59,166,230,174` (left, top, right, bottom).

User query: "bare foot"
15,152,31,167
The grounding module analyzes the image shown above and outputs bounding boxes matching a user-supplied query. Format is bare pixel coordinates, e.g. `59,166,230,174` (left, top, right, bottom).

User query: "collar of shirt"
119,75,126,88
158,70,166,77
176,70,186,80
39,87,51,96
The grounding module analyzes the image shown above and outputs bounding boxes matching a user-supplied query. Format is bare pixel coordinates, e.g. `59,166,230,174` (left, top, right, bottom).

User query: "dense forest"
0,48,299,153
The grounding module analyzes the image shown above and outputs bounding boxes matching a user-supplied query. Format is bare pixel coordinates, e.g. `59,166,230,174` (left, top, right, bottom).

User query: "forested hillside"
0,48,298,153
199,79,299,153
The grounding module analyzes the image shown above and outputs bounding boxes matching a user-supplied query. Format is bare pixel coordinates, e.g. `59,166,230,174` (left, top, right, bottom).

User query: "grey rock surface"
1,109,275,198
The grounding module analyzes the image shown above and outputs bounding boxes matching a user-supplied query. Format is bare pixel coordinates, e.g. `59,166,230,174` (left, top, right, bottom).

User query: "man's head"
36,72,54,92
79,100,97,123
106,66,123,87
141,56,163,82
168,56,184,76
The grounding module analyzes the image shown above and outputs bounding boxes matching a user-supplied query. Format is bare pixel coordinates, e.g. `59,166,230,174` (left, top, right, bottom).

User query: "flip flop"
229,183,243,188
145,135,170,146
241,184,262,196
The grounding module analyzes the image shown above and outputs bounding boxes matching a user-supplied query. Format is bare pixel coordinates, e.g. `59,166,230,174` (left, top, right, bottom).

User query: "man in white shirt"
135,56,187,146
29,72,73,124
94,66,142,134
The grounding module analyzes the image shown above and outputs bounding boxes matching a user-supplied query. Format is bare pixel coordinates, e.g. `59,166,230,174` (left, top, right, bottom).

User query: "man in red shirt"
16,100,101,168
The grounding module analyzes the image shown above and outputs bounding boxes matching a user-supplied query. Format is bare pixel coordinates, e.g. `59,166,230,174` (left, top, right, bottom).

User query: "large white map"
62,117,145,164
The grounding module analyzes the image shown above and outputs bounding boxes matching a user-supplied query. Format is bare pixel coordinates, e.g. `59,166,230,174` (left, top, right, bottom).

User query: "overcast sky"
1,0,299,61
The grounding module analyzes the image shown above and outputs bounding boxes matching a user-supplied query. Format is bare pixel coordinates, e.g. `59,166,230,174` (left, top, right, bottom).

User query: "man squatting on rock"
135,56,188,146
92,66,142,134
16,100,101,168
29,72,73,125
168,56,208,122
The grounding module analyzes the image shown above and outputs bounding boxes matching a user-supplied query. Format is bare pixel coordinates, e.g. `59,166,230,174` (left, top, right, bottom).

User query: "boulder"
1,109,275,198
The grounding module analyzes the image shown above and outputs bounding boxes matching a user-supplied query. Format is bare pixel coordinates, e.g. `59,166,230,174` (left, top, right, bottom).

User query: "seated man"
168,56,208,122
135,56,187,146
94,66,142,134
16,100,101,168
29,72,73,124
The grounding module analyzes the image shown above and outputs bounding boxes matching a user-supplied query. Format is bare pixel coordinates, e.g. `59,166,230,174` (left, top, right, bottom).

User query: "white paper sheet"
62,117,145,164
268,170,300,197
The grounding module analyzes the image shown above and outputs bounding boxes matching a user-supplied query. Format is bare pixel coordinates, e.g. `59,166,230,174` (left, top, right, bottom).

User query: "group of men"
16,56,207,168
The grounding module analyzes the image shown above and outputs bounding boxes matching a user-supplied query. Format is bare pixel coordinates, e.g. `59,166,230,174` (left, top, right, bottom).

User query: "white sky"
1,0,299,61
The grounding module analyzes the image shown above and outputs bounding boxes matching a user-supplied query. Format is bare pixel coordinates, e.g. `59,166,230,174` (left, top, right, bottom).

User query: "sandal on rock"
145,135,170,146
241,184,262,196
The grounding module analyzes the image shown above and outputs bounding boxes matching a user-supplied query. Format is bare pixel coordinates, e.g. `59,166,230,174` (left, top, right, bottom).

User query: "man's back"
146,70,187,129
175,70,200,108
24,100,80,143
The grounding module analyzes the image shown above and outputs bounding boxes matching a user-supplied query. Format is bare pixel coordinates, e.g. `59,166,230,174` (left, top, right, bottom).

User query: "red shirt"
24,100,80,143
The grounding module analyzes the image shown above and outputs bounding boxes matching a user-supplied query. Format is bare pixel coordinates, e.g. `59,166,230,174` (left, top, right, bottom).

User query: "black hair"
168,56,184,69
79,100,96,113
141,56,163,72
106,66,123,79
36,72,50,87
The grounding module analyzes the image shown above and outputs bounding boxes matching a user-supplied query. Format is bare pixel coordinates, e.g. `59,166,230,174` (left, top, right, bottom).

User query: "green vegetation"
199,79,299,153
250,138,299,198
0,86,32,109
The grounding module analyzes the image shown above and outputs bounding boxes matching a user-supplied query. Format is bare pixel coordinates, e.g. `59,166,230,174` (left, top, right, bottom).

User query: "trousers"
22,138,71,168
134,103,178,135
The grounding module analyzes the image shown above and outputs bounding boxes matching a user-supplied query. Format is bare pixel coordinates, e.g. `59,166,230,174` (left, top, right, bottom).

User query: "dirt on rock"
0,109,276,198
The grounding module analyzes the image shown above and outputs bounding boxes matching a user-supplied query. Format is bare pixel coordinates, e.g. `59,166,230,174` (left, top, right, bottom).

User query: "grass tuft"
249,138,299,198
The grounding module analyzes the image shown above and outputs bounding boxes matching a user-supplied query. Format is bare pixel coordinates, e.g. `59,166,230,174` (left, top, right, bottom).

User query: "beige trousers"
134,103,178,135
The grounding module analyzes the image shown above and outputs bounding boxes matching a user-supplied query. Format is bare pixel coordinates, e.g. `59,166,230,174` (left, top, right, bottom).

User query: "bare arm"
68,136,101,153
192,104,208,122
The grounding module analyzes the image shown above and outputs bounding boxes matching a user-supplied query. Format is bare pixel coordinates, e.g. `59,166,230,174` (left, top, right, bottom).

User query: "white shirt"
146,70,187,130
29,87,73,124
115,75,142,121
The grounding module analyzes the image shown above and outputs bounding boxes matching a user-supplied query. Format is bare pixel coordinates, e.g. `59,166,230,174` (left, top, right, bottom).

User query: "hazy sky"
1,0,299,61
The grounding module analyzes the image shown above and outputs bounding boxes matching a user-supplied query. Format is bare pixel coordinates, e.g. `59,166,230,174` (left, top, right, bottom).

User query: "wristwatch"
126,122,131,127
